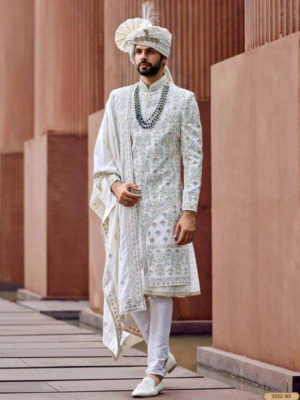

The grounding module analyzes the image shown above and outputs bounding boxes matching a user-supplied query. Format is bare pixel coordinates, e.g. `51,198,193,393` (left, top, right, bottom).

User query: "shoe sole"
167,362,177,374
132,387,164,397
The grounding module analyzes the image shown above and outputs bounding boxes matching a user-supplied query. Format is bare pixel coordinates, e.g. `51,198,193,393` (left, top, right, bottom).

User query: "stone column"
34,0,104,138
88,112,105,315
0,0,34,289
22,0,104,299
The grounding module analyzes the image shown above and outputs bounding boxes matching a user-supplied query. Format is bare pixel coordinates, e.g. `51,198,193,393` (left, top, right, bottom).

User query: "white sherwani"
90,73,203,359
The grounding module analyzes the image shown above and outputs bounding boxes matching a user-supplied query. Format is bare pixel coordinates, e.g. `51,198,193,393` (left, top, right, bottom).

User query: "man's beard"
137,60,162,76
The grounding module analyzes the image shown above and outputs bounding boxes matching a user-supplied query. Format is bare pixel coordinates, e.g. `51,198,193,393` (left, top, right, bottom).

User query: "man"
90,2,203,397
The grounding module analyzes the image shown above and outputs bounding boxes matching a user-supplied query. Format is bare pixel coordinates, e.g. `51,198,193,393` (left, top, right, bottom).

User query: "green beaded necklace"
134,83,170,129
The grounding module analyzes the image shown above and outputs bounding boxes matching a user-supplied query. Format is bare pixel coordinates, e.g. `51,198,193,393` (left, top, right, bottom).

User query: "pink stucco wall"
211,32,300,371
88,111,105,314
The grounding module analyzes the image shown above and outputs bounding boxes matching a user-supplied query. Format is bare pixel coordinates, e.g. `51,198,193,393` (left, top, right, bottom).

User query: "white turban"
114,2,174,83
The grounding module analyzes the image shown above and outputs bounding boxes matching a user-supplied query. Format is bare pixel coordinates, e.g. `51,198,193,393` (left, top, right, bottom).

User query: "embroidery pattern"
129,29,169,53
133,29,160,44
102,266,122,343
128,77,202,289
116,85,147,314
98,76,203,299
145,203,190,287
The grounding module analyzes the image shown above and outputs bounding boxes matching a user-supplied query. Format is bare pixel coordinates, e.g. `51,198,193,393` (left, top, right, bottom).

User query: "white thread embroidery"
103,75,203,295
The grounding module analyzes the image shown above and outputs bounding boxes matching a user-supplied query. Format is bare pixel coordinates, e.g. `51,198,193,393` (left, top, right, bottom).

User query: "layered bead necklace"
134,83,170,129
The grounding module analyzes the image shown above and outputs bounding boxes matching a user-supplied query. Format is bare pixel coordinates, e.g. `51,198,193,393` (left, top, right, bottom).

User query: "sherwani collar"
138,73,168,93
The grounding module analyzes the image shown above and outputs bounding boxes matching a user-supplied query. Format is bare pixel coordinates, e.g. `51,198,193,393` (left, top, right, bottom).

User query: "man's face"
134,45,165,76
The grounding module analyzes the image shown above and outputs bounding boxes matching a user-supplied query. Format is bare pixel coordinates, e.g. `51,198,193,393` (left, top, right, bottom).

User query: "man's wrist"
183,210,196,215
111,180,121,194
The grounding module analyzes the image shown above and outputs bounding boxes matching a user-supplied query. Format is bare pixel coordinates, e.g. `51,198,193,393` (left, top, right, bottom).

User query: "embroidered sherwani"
90,73,203,359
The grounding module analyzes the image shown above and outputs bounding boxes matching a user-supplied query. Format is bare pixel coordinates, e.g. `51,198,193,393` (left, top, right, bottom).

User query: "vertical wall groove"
34,0,104,137
0,0,34,152
245,0,300,51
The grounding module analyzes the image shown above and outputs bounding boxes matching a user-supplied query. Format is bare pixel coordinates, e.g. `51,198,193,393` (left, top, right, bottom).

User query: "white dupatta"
89,88,147,360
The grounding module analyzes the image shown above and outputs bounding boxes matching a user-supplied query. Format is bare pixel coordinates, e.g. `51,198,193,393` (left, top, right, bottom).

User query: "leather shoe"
132,376,164,397
165,352,177,374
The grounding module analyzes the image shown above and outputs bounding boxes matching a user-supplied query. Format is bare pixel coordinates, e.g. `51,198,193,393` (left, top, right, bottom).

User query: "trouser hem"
145,369,165,377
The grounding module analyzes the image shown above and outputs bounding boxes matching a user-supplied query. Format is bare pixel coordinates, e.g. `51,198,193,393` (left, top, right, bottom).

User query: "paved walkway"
0,298,262,399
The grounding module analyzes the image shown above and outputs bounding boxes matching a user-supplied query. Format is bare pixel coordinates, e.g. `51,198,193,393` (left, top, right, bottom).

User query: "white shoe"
132,376,164,397
165,352,177,374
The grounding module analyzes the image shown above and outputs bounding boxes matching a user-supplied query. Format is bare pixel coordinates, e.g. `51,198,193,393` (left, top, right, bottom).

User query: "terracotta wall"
0,0,34,288
0,154,24,288
23,0,104,298
34,0,104,138
24,132,88,298
24,136,47,296
88,112,105,314
211,32,300,371
0,0,34,153
245,0,300,51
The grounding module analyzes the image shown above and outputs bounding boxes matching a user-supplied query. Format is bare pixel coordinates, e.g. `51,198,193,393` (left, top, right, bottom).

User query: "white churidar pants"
131,295,173,376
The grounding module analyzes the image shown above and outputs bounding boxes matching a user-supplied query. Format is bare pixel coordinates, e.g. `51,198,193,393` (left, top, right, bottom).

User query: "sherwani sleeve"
180,92,203,212
93,94,122,193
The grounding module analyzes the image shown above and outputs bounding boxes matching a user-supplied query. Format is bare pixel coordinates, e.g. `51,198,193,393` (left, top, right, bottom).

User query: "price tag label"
264,393,299,400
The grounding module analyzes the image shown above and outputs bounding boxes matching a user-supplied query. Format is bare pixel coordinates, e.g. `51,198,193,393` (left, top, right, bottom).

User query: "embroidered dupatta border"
119,84,147,314
90,87,147,361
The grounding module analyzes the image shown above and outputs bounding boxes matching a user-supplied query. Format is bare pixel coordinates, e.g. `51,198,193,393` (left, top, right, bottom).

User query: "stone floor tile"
49,376,232,392
21,356,147,367
0,334,102,343
0,389,263,399
0,347,145,358
0,366,198,381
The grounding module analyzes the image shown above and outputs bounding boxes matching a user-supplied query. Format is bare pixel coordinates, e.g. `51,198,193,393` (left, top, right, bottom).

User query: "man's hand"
111,181,142,207
174,210,196,245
